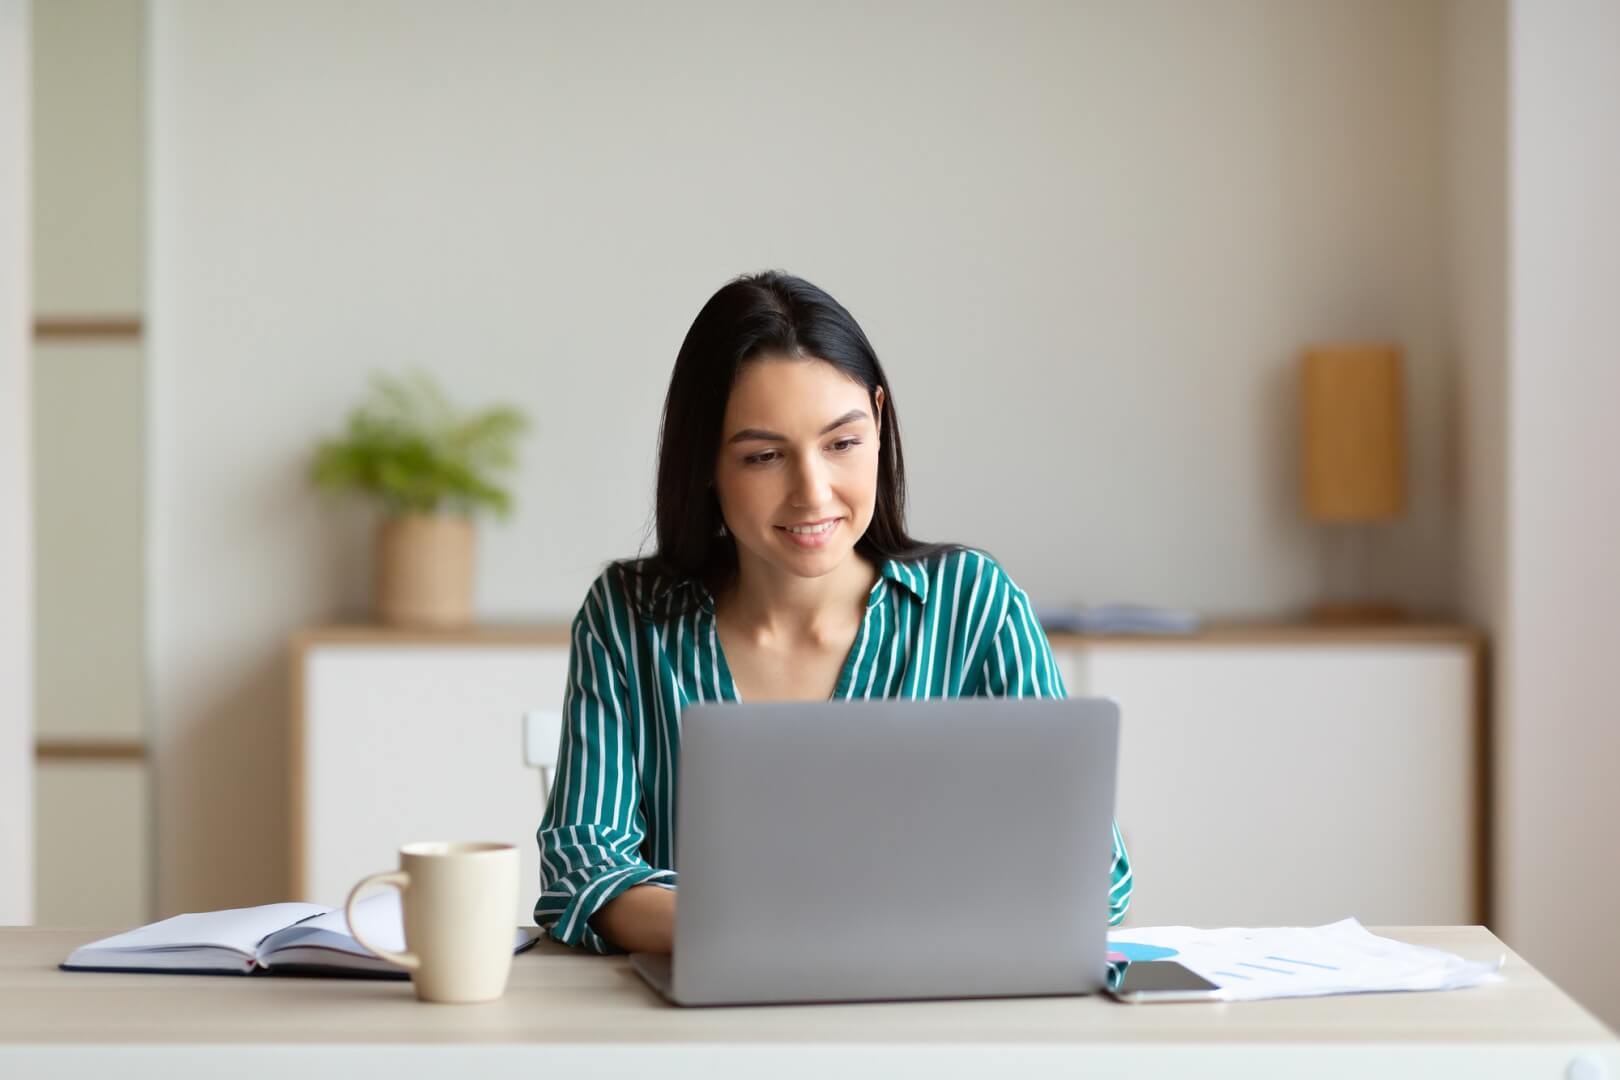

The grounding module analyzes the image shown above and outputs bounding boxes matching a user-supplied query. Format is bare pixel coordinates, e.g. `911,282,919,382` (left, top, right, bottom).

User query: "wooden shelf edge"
36,739,148,762
1046,621,1485,648
33,316,144,340
291,620,1481,652
291,623,575,651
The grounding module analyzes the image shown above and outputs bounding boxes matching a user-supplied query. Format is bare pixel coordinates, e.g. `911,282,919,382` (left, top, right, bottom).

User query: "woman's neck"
717,550,877,648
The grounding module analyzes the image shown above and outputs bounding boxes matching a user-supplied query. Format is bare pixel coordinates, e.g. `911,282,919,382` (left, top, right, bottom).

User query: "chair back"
522,710,564,808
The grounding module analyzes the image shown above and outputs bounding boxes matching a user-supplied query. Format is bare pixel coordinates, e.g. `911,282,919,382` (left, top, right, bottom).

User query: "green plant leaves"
309,371,530,520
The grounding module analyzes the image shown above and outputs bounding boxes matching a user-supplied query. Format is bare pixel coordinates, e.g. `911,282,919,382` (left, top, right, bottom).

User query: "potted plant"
310,372,529,627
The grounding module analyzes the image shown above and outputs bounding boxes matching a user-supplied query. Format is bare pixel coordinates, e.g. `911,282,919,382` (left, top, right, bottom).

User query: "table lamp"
1299,343,1407,622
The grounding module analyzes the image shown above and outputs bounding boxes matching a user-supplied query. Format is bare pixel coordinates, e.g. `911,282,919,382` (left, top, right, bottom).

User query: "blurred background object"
1300,343,1408,622
309,371,529,628
27,0,149,932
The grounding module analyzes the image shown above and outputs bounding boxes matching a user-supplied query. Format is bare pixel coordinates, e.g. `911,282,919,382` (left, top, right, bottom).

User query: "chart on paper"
1108,919,1502,1002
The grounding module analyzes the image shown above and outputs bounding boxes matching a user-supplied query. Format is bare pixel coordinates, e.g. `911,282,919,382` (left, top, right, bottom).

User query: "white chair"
522,710,564,809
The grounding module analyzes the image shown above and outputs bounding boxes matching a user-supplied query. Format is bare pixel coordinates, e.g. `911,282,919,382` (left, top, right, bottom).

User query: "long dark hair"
620,270,954,619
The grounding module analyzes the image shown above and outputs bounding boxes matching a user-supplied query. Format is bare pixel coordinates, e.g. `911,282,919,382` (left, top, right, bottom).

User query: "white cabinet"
292,630,572,923
1055,636,1480,927
292,625,1481,932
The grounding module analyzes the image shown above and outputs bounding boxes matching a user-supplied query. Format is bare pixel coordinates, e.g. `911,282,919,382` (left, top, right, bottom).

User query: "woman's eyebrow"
727,409,868,444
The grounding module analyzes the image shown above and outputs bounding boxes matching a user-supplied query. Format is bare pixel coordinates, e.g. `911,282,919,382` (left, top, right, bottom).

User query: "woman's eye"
743,439,857,465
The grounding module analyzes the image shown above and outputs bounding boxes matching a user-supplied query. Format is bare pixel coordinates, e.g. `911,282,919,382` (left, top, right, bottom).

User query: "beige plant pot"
375,513,476,628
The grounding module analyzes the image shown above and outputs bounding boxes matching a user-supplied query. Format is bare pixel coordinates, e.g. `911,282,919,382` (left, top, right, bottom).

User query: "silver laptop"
629,696,1120,1007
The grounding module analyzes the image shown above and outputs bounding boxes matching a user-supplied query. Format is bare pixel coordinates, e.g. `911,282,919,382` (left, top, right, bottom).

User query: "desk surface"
3,927,1615,1079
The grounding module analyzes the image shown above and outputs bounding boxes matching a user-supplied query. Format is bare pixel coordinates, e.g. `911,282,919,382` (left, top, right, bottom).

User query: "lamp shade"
1300,344,1406,522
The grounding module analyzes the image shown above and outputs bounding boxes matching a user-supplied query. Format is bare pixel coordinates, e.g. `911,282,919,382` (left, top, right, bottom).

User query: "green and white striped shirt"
536,547,1134,954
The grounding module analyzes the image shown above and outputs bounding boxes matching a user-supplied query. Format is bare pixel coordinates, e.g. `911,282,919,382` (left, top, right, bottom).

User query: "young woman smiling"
535,271,1132,954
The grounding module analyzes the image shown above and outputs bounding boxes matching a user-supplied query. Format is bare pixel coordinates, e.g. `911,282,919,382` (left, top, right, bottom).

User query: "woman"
536,271,1132,954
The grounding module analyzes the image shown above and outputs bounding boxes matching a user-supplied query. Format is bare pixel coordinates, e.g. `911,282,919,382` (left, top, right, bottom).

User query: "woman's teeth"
784,521,836,534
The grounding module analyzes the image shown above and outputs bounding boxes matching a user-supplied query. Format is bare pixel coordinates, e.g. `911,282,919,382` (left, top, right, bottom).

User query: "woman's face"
713,356,884,584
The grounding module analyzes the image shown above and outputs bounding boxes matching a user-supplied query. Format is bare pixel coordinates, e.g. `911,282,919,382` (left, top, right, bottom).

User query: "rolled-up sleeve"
973,574,1134,927
535,588,675,954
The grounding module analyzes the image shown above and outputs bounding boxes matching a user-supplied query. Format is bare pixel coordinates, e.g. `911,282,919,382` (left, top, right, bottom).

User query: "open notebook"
61,892,543,979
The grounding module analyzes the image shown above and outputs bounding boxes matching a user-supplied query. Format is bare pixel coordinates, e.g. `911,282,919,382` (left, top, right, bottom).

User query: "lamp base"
1307,601,1408,625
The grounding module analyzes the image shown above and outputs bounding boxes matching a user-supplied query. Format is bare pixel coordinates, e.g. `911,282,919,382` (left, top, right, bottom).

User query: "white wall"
1497,0,1620,1028
1444,0,1620,1028
149,0,1456,913
0,0,36,926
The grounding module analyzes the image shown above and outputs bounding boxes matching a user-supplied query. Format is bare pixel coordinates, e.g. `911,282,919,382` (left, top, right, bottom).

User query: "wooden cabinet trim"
35,739,147,762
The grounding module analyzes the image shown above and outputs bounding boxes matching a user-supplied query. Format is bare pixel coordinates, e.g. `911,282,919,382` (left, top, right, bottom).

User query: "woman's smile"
777,517,842,548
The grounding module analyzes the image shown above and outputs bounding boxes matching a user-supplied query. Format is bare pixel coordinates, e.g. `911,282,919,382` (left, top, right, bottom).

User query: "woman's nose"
789,455,833,507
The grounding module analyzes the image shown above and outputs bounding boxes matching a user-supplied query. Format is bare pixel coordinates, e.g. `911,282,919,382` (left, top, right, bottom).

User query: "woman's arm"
590,884,676,954
536,579,677,954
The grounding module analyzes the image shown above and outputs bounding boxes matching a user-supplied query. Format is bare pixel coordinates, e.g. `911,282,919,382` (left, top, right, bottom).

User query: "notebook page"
75,902,329,956
259,892,538,966
261,891,405,958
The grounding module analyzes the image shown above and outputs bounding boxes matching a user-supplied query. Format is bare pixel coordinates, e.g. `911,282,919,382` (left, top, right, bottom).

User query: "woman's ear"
873,386,885,436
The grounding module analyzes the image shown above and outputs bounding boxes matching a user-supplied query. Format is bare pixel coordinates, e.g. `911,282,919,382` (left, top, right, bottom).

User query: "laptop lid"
666,697,1120,1006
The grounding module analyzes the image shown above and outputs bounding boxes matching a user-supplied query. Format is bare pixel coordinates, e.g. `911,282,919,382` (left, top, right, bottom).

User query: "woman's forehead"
725,356,869,422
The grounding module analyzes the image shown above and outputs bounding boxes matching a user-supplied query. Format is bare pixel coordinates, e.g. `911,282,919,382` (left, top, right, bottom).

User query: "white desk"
3,927,1615,1079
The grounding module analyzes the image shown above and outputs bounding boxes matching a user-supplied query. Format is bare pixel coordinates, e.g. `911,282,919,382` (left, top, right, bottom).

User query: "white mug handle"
344,870,421,971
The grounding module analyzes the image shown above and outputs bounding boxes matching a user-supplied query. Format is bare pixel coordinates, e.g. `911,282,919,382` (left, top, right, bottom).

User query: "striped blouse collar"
877,557,929,603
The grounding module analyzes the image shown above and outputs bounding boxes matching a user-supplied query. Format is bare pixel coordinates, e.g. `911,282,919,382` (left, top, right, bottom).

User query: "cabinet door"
1062,643,1477,928
299,644,572,922
36,760,150,926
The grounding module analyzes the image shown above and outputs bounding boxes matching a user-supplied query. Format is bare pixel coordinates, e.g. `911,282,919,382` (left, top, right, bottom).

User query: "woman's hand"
590,884,677,954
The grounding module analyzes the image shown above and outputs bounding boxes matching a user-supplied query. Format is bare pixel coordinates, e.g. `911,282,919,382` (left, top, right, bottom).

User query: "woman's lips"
775,518,841,549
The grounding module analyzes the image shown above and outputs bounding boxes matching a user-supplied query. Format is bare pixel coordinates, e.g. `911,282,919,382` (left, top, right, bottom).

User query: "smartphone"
1105,960,1224,1003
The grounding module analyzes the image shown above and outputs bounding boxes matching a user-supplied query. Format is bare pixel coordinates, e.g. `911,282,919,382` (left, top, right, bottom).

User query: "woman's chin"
775,545,848,575
747,532,851,576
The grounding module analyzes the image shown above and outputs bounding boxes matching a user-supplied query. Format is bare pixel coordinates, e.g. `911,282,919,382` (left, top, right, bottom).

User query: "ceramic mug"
345,840,520,1003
